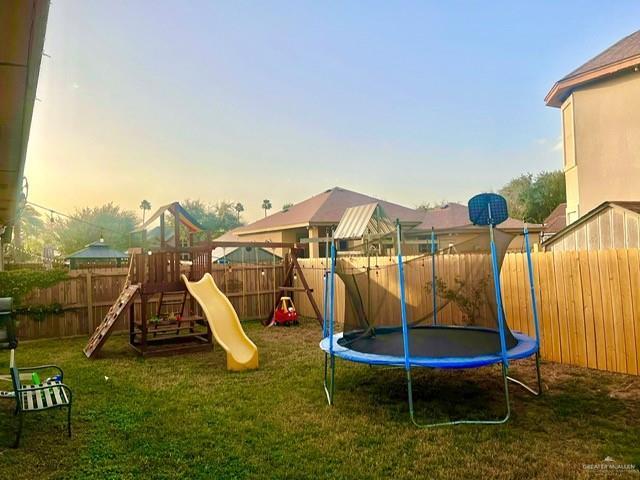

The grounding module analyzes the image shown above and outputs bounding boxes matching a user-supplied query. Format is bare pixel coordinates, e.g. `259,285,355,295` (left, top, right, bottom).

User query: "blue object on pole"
468,193,509,226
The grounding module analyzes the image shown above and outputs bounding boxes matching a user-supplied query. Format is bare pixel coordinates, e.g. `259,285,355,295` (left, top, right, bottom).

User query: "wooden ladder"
83,284,140,358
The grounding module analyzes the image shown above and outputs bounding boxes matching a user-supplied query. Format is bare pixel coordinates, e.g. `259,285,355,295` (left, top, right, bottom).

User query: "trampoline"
320,194,542,427
320,327,537,369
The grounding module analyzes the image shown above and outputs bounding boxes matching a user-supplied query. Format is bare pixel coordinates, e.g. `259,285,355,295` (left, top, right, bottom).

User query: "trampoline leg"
323,353,335,405
406,364,511,428
506,351,542,396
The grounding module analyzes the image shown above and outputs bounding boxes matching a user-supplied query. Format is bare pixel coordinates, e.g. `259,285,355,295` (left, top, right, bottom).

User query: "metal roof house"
65,240,129,270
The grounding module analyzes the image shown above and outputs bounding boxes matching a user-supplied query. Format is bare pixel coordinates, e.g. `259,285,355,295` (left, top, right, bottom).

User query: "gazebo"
65,240,129,270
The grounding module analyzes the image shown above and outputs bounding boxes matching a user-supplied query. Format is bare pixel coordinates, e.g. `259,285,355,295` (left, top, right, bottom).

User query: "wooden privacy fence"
12,250,640,376
15,263,284,341
295,249,640,376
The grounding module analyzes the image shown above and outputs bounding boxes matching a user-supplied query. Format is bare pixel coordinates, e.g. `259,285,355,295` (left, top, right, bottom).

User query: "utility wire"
26,201,123,235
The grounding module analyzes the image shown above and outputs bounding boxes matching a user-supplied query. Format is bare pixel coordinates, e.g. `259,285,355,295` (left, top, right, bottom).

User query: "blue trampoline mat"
320,329,538,369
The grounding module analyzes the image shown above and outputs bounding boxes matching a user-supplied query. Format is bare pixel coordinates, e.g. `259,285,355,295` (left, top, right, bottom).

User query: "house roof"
543,203,567,234
546,30,640,107
414,203,542,232
543,201,640,247
211,229,282,262
65,241,128,260
0,1,49,232
235,187,423,235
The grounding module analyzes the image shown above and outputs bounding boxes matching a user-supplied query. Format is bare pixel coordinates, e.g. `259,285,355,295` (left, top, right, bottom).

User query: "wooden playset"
83,202,322,358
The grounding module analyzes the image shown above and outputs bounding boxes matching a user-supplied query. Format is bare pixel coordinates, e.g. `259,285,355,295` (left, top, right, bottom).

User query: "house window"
562,99,576,169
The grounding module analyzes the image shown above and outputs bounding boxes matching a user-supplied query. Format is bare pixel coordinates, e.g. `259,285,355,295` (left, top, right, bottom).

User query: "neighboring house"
234,187,424,258
545,30,640,225
409,203,542,252
65,240,128,269
543,201,640,252
541,203,567,243
211,229,281,264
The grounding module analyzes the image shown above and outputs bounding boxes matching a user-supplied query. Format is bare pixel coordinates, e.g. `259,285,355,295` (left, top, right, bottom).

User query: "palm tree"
261,199,272,218
139,200,151,223
234,202,244,222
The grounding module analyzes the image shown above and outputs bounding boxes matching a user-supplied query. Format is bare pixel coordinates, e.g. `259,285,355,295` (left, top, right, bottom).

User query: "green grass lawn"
1,320,639,479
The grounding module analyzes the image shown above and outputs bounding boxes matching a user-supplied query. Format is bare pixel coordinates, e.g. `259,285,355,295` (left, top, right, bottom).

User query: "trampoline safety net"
336,228,518,359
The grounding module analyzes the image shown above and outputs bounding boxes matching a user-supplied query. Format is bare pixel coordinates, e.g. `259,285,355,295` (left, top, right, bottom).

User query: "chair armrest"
17,365,64,379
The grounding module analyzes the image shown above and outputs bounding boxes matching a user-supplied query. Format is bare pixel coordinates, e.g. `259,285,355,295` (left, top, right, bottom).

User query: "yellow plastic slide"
181,273,258,371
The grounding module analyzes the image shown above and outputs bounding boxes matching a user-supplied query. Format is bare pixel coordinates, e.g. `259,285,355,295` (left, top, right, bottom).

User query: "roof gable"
333,203,396,240
546,30,640,107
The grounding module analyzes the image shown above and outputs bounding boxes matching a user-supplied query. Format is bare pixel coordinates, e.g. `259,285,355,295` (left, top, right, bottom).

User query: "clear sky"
25,1,640,223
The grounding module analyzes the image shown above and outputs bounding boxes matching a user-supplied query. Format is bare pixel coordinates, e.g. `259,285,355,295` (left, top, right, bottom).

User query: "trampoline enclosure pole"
523,227,541,349
329,238,336,356
488,208,509,367
395,221,411,371
322,239,330,338
431,227,437,325
323,235,337,405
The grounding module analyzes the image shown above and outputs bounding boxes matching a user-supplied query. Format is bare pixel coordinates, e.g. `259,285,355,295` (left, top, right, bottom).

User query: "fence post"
86,271,94,332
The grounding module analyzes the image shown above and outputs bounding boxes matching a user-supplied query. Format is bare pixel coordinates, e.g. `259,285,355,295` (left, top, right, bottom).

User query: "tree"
139,200,152,223
416,201,448,212
212,201,242,231
499,170,566,223
282,202,293,211
53,203,137,254
498,174,532,220
175,199,242,236
234,202,244,222
11,204,48,262
261,199,272,218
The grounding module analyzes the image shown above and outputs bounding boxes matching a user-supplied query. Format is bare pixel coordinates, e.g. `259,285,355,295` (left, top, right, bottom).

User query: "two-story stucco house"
545,30,640,225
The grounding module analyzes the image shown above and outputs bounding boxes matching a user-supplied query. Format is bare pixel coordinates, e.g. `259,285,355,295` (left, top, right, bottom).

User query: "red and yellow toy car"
272,296,299,326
